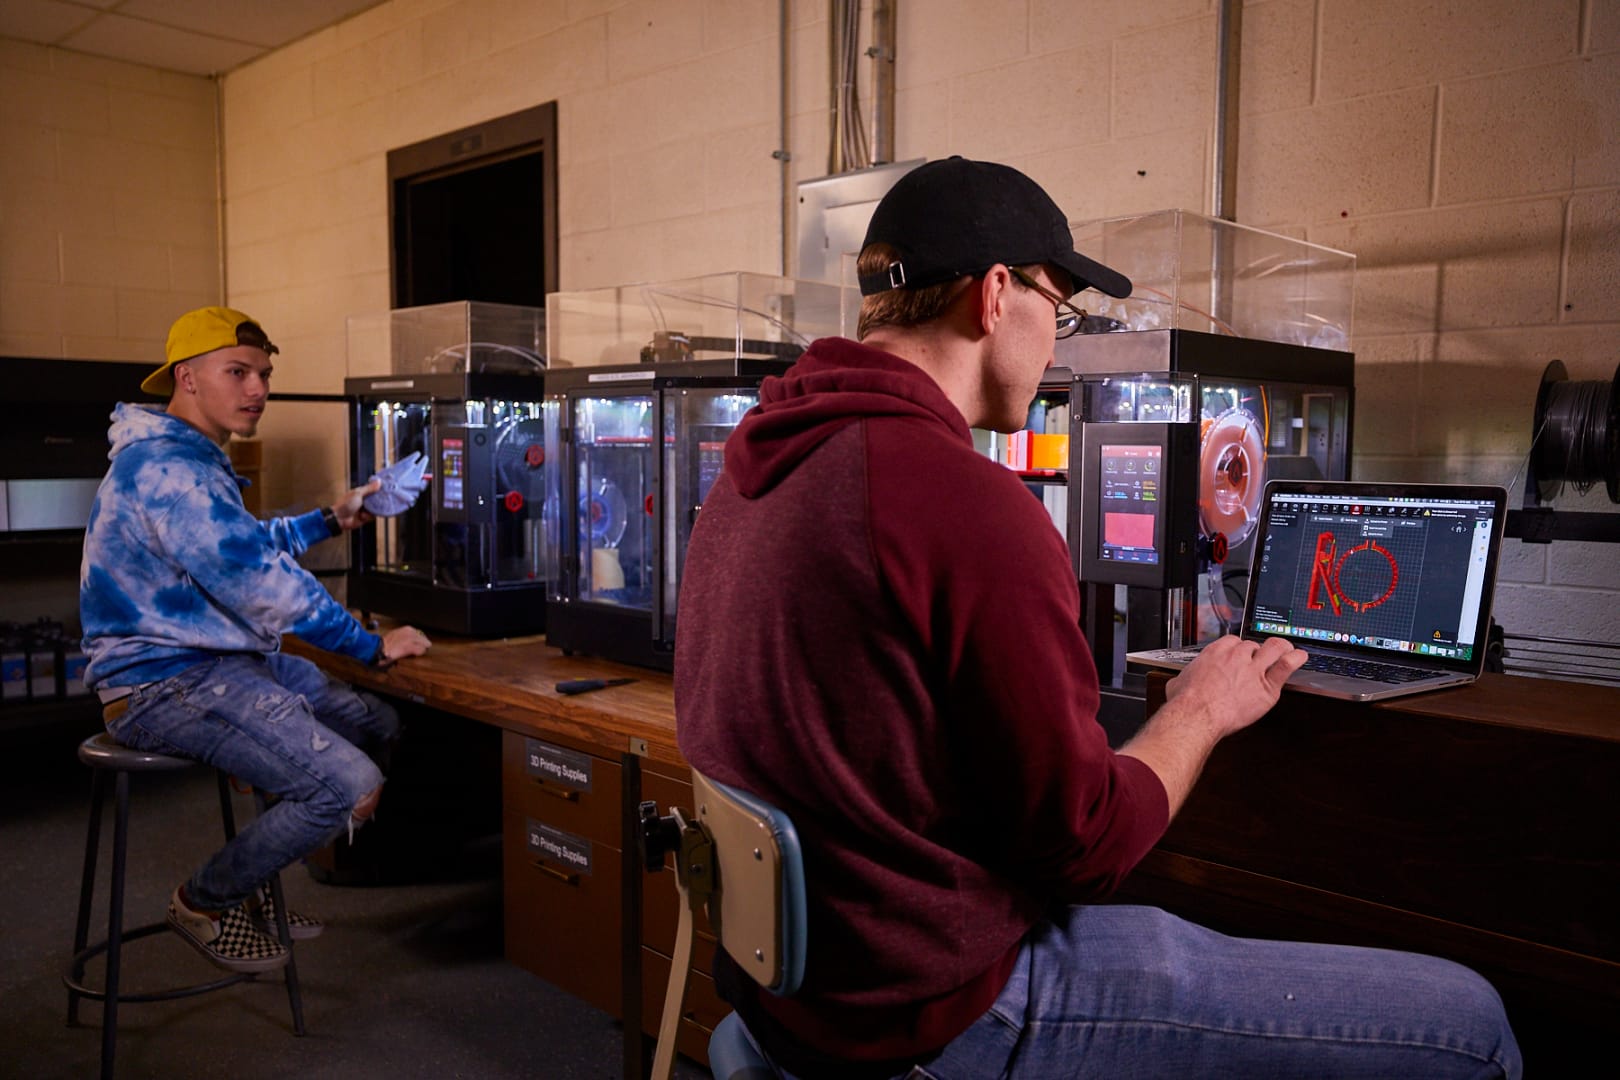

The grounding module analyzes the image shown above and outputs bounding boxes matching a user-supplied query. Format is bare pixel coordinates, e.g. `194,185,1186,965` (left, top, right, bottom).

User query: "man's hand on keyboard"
1122,636,1310,818
1166,635,1309,736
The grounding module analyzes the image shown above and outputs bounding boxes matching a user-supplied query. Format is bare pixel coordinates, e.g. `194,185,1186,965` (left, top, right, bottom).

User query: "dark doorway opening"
388,102,559,309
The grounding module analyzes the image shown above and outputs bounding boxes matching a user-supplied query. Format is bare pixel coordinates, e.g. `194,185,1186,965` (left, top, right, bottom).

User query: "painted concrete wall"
0,40,219,361
2,0,1616,648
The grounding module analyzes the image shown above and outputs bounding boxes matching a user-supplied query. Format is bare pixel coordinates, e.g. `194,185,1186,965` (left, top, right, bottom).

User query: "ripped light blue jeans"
106,652,399,911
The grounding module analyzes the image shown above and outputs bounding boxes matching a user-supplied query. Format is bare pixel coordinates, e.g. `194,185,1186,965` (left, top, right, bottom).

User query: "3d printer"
542,272,852,670
986,211,1356,729
345,301,548,637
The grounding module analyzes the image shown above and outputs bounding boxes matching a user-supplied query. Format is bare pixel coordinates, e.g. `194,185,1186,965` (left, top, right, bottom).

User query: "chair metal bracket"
641,801,714,1080
676,816,715,913
639,799,714,906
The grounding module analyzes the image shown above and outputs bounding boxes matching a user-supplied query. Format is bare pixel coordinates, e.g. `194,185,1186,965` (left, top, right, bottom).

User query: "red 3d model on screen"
1306,531,1399,616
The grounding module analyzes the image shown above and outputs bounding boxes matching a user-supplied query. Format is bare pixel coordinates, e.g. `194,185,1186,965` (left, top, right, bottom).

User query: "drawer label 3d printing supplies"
526,819,593,875
525,737,593,792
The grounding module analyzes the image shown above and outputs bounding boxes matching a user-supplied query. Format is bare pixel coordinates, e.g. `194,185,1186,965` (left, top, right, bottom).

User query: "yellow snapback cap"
144,306,278,396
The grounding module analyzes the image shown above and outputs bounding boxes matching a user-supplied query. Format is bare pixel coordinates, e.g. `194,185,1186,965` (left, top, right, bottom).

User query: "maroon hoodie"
675,337,1169,1069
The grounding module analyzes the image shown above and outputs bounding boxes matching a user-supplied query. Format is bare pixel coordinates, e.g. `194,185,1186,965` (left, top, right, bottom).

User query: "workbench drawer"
502,808,622,1015
501,730,622,848
642,945,727,1068
643,861,716,959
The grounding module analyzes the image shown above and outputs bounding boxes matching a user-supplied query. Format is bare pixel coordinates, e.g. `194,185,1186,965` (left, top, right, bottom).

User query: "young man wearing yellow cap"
80,306,433,973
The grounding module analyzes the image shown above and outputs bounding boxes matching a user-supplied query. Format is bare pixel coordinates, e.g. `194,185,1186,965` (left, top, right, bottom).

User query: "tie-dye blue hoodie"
80,403,381,690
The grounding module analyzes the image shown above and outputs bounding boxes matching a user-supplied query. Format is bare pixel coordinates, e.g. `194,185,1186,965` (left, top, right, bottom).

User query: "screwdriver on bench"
555,677,637,695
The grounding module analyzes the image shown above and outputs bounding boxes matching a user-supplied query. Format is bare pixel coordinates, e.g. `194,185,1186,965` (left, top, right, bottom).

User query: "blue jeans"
902,906,1521,1079
106,652,399,911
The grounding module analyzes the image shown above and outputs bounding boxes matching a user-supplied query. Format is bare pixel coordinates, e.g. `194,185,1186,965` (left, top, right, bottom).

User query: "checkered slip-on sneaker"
166,888,289,973
251,890,324,940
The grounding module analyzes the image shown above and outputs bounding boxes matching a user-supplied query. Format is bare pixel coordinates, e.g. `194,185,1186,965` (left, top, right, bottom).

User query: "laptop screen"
1245,482,1507,670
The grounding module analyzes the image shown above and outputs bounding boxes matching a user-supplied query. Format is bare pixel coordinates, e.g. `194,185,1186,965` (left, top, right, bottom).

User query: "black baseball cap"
857,156,1131,300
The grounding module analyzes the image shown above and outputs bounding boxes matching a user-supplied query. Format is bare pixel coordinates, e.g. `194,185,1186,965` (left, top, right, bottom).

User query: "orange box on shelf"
1029,433,1069,471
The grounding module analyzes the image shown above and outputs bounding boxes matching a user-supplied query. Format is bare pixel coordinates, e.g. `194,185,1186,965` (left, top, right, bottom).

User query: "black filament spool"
1531,359,1620,503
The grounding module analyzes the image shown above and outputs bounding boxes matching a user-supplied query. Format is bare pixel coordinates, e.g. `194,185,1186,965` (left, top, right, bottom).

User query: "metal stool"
65,731,305,1079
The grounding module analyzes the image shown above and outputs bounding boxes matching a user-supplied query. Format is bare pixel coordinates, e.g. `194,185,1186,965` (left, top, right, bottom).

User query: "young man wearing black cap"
80,306,432,973
674,159,1520,1077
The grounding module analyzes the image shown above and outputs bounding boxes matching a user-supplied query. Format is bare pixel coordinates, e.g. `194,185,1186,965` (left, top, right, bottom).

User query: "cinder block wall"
0,39,220,361
2,0,1615,647
1256,0,1620,644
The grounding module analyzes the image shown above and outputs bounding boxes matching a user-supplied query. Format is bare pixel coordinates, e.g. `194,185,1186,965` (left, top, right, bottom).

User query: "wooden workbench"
1127,670,1620,1067
286,631,679,764
289,631,1620,1072
284,630,704,1076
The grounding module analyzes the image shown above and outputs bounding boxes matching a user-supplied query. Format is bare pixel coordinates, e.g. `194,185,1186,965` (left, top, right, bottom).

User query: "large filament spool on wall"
1531,359,1620,504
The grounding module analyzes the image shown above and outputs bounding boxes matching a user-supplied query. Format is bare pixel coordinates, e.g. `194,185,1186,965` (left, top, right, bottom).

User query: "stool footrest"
68,738,307,1078
64,921,256,1004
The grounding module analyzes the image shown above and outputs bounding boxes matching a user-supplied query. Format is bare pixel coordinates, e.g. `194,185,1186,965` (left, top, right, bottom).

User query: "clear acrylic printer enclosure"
345,301,548,636
543,272,851,669
1068,209,1354,349
546,271,852,370
1047,212,1357,706
345,301,545,379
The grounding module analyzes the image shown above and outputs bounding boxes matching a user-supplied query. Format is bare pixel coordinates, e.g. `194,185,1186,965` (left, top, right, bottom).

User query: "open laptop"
1127,480,1508,701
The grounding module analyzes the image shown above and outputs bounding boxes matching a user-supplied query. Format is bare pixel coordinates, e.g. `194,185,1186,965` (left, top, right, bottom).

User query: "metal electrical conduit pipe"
870,0,897,166
828,0,863,174
1212,0,1243,223
1210,0,1244,328
777,0,791,275
779,0,901,275
828,0,897,172
775,1,900,275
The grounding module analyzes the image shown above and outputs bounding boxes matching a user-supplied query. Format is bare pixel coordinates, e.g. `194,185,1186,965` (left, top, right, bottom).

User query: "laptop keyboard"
1299,653,1437,683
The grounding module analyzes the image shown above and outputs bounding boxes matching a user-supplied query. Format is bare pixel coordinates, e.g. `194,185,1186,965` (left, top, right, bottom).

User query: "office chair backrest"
694,770,807,996
644,769,807,1080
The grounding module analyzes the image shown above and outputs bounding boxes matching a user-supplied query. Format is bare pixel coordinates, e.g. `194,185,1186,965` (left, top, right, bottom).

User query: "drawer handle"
534,782,580,802
533,860,580,886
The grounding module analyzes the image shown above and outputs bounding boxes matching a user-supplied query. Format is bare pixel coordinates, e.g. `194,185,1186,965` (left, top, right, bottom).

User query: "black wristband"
370,637,391,667
320,506,342,537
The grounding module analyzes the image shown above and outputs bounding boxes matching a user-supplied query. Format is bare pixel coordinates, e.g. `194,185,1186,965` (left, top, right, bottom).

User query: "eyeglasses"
1008,266,1087,340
